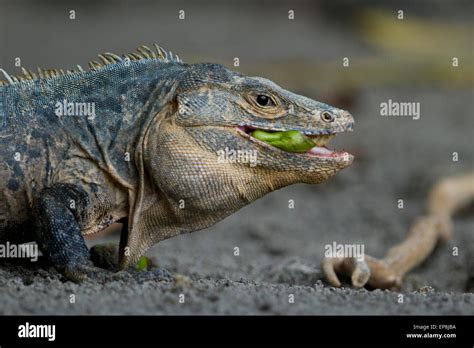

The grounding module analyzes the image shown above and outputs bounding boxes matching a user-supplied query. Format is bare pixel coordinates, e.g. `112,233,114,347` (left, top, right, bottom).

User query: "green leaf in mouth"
250,129,316,153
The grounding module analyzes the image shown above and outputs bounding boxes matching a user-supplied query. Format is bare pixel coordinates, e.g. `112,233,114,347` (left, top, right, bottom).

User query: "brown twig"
321,172,474,289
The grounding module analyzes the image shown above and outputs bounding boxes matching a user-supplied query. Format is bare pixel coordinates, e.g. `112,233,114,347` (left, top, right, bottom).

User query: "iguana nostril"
321,111,335,123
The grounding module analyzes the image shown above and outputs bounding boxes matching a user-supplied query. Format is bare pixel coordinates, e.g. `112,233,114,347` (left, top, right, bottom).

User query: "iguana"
0,44,354,282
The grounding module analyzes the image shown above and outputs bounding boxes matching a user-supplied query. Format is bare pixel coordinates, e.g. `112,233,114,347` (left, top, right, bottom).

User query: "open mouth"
236,125,350,159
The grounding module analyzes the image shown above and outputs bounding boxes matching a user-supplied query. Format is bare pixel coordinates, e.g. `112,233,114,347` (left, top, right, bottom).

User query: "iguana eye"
321,111,335,123
256,94,275,107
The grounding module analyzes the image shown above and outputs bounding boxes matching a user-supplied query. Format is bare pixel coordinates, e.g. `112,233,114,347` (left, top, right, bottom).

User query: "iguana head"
144,62,353,210
128,62,355,267
171,63,354,184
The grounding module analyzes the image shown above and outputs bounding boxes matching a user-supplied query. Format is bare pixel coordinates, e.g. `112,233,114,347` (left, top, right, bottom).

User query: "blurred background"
0,0,473,314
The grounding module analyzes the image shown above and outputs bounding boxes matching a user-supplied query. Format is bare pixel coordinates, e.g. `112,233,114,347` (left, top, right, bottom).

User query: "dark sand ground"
0,0,472,314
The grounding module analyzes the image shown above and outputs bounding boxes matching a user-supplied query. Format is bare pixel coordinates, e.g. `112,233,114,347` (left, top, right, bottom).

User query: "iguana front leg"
34,184,172,283
34,183,108,282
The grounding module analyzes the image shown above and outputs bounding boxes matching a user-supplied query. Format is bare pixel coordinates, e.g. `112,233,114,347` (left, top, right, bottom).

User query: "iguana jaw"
236,125,352,160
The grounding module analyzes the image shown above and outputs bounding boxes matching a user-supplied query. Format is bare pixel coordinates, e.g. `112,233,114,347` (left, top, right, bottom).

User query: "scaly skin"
0,45,354,281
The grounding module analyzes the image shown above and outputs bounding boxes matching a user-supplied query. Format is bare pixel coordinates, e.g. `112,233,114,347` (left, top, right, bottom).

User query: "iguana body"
0,45,354,281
